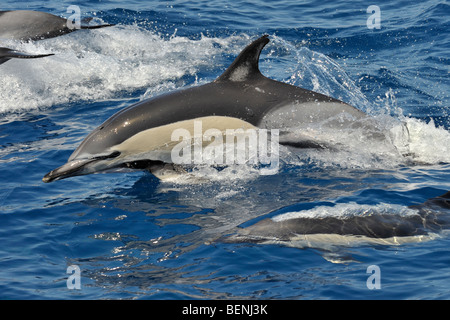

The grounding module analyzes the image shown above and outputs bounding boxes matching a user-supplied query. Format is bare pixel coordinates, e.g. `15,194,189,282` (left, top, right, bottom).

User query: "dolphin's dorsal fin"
216,35,269,82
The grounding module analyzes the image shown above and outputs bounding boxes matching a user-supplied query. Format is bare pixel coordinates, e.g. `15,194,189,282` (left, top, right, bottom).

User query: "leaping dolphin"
0,47,54,65
0,10,114,41
43,35,368,183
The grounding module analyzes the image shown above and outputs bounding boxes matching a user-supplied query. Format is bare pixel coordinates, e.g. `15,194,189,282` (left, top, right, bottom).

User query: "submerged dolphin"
0,10,113,41
223,191,450,246
0,47,54,65
43,35,368,183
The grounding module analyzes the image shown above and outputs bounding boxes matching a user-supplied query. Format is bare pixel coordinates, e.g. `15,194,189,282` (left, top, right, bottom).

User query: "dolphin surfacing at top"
0,10,114,41
0,47,54,65
43,35,368,183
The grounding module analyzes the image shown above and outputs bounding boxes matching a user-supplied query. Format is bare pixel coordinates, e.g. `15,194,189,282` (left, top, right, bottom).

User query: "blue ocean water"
0,0,449,300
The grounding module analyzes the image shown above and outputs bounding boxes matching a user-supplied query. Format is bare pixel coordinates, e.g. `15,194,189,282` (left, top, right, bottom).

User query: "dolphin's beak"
42,158,98,183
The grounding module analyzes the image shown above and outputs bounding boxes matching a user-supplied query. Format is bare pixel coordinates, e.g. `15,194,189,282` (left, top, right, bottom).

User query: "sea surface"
0,0,449,300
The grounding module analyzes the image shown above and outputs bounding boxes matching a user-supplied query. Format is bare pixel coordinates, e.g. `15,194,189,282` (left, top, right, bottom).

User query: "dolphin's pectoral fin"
278,130,329,149
121,159,189,180
280,140,327,149
215,35,269,82
147,161,188,180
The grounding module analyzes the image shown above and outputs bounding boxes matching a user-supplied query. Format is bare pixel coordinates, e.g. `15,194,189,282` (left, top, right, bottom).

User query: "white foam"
266,38,450,168
402,117,450,164
158,164,262,185
0,26,245,113
281,113,450,169
272,202,419,222
269,36,371,112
